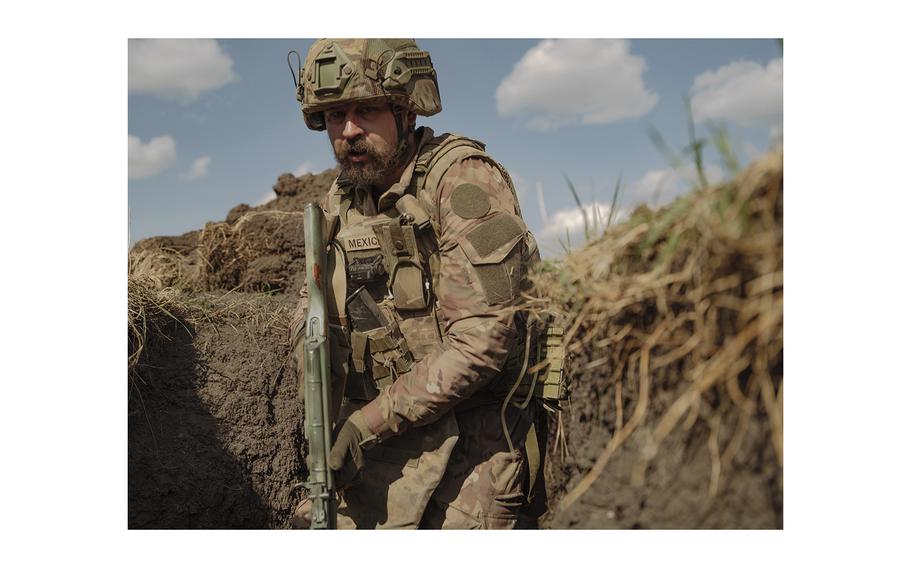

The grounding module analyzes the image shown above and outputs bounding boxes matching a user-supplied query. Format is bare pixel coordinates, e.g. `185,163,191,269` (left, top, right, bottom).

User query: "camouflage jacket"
290,126,539,527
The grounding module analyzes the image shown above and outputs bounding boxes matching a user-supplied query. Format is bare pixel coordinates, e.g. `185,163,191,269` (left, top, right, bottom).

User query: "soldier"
289,38,549,529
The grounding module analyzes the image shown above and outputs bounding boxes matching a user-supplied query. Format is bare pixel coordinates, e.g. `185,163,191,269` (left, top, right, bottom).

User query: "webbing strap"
419,139,485,193
413,135,486,236
413,134,523,239
525,419,541,505
371,363,393,385
369,330,396,352
351,331,369,373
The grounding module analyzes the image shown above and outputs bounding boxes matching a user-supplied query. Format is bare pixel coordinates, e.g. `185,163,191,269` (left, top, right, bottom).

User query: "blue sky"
129,38,782,256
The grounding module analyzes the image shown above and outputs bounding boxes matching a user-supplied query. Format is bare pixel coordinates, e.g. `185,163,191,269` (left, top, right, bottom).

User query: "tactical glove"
329,410,373,489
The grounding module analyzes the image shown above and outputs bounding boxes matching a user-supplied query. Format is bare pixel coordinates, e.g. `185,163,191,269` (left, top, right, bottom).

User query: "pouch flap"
456,212,527,266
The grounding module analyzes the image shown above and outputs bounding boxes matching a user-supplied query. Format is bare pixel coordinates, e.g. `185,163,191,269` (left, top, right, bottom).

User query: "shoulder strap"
411,133,521,238
324,179,350,242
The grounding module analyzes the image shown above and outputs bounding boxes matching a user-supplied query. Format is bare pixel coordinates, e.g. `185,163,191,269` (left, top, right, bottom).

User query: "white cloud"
626,164,725,207
293,161,314,177
495,39,658,130
627,168,681,206
129,39,237,102
535,200,628,258
533,163,729,259
690,58,783,129
128,134,176,180
180,156,211,181
541,202,616,237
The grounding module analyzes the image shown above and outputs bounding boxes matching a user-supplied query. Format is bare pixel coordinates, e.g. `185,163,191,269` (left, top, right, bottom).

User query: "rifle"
295,203,337,529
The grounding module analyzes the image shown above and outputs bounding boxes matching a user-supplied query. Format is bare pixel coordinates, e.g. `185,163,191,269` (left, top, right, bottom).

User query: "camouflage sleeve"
360,157,527,439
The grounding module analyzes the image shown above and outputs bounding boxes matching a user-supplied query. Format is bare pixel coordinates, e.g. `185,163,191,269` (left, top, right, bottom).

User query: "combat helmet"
295,38,442,131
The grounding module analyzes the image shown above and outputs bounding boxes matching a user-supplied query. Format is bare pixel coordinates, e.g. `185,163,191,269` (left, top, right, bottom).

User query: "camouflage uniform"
290,39,545,529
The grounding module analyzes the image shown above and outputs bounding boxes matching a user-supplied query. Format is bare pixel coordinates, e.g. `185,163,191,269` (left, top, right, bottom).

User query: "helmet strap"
392,105,413,156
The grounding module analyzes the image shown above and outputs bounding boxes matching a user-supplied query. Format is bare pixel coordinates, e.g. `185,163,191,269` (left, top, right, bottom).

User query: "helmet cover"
297,38,442,131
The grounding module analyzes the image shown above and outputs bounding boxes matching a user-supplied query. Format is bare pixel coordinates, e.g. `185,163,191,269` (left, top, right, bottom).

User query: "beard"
335,136,407,188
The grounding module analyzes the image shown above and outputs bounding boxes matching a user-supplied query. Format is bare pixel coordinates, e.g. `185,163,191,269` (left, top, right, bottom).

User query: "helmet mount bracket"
312,43,354,96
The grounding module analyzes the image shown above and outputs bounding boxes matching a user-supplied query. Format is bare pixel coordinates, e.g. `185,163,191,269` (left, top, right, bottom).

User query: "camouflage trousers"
418,403,533,529
295,401,536,529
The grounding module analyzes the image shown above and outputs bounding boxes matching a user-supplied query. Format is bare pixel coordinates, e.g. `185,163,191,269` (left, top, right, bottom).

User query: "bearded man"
289,38,554,529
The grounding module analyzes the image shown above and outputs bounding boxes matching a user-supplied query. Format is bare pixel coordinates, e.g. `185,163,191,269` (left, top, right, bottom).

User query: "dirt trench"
128,300,781,529
128,160,782,529
542,366,783,529
128,293,304,528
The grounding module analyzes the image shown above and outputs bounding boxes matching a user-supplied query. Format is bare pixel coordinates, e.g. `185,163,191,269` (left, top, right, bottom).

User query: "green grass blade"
708,120,741,176
563,173,590,241
608,173,623,227
684,96,709,188
648,124,684,172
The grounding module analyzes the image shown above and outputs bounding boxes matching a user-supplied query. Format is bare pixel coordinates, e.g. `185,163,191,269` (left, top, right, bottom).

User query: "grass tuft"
529,148,783,513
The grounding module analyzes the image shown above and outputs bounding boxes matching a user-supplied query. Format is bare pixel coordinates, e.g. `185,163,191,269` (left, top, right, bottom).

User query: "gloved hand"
329,410,373,489
290,497,313,529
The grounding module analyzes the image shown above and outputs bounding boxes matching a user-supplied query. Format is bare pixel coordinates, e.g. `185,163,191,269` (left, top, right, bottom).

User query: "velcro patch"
466,213,525,258
474,264,513,305
450,183,491,219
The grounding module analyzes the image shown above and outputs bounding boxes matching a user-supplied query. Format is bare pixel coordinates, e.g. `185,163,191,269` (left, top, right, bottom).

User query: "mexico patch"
344,233,381,252
451,183,491,219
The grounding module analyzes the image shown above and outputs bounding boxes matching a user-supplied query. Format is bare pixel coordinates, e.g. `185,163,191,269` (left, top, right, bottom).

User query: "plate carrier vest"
319,130,566,412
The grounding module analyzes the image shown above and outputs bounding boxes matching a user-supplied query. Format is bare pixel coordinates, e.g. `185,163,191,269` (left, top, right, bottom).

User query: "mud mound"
261,168,339,212
223,169,339,224
535,149,783,528
128,168,336,528
198,211,308,294
129,168,337,295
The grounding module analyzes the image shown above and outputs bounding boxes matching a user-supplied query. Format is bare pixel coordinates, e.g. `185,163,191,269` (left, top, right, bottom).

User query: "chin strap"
392,105,414,156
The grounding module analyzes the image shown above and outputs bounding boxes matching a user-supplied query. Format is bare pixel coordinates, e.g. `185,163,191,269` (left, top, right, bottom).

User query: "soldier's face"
326,102,403,187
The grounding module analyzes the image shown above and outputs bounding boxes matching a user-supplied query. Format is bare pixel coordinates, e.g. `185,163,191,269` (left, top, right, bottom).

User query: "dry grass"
127,210,303,392
127,275,294,377
529,148,783,511
128,245,203,292
128,210,308,296
198,211,306,292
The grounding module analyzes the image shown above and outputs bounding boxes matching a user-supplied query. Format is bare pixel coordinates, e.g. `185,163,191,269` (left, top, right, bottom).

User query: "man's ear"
408,112,417,128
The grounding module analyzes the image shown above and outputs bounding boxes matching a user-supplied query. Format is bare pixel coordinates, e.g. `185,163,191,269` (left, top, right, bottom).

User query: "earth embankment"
128,152,782,528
